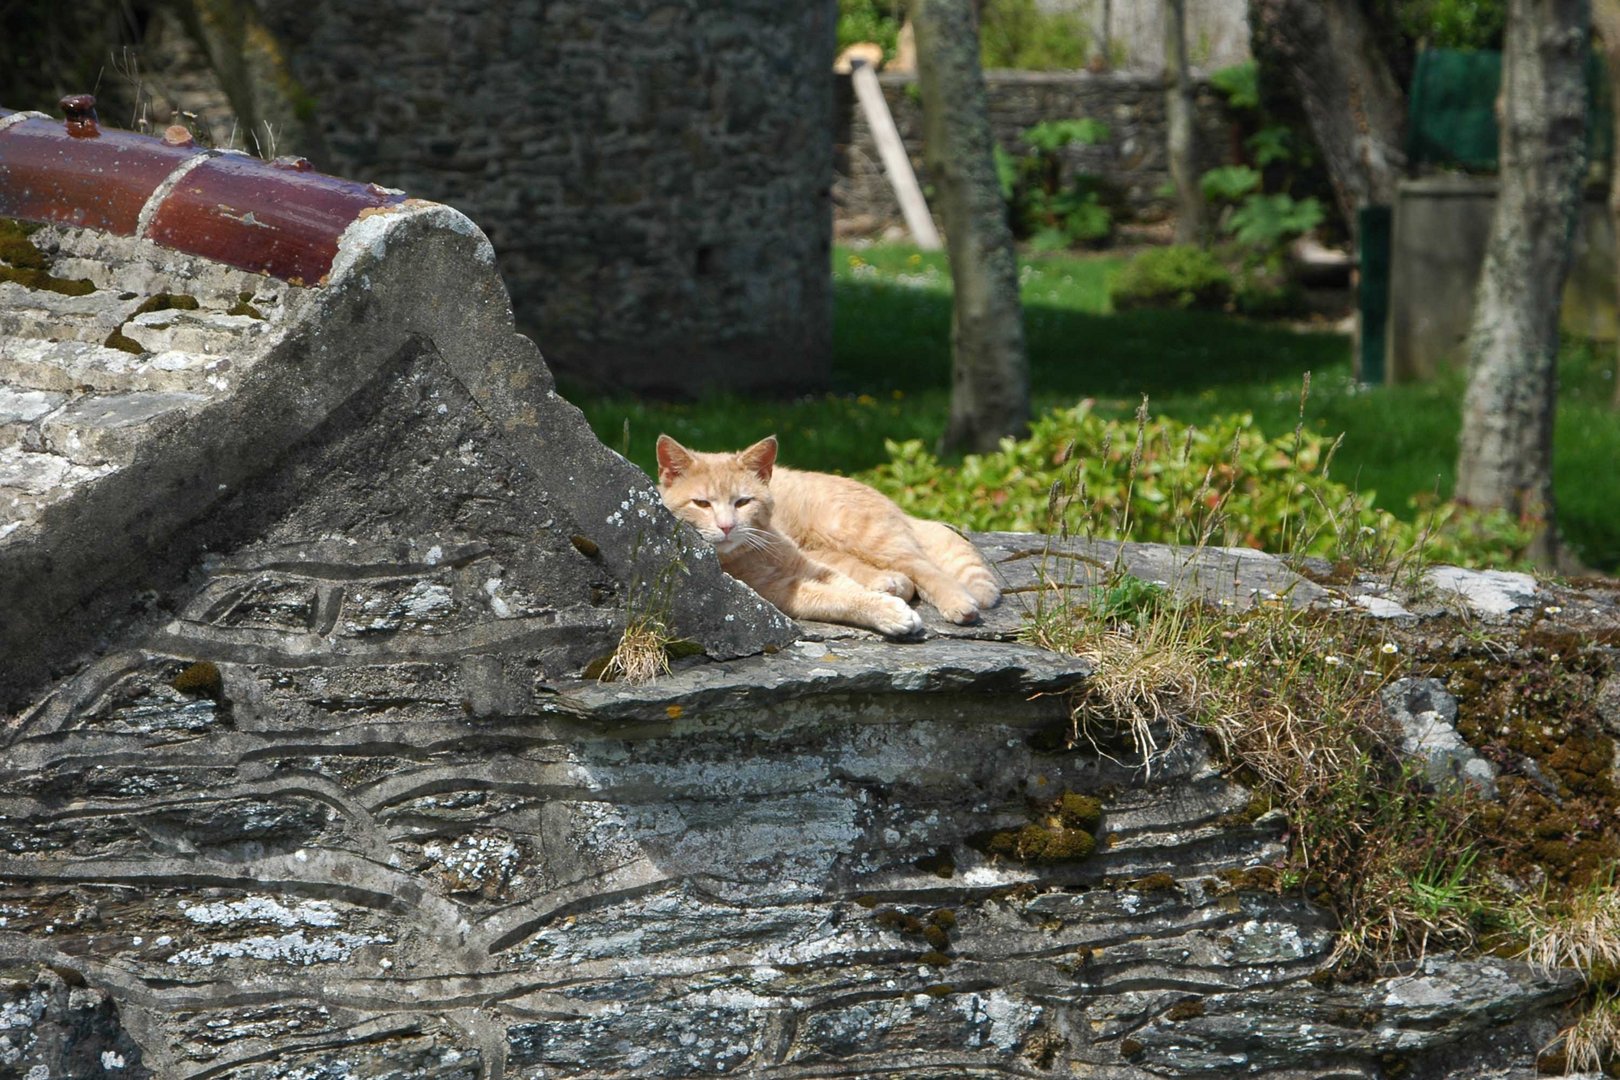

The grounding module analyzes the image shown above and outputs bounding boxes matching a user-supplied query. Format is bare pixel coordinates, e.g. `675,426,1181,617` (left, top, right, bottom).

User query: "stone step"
0,281,136,344
37,390,208,467
37,223,298,311
120,308,265,357
0,387,66,449
0,445,113,532
0,336,232,395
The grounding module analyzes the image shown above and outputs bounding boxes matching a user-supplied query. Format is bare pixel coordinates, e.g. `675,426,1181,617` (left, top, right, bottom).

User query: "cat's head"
655,434,776,555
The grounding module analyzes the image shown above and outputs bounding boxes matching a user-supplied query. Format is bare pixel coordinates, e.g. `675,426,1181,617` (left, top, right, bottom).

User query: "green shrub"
1209,60,1261,110
1109,245,1232,311
1023,118,1110,152
980,0,1090,69
1225,193,1325,249
1002,119,1115,250
1200,165,1262,205
837,0,903,61
857,400,1533,568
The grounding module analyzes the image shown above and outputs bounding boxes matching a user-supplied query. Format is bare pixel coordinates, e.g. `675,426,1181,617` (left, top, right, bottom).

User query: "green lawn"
565,243,1620,570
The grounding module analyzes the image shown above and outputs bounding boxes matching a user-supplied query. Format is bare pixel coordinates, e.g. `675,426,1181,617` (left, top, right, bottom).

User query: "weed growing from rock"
1516,870,1620,1073
1022,386,1503,973
592,537,690,686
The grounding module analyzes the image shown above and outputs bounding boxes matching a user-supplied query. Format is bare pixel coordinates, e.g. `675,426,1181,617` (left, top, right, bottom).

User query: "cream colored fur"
655,434,1000,637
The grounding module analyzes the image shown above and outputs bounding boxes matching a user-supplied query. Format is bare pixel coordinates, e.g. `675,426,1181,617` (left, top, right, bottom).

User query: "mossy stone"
170,661,223,699
1059,792,1102,830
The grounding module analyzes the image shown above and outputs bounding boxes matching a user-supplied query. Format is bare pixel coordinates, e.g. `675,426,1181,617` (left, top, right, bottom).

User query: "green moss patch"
227,291,265,319
103,328,144,354
1059,793,1102,830
1433,636,1620,889
170,661,223,700
974,790,1104,865
913,847,955,878
870,904,959,966
1165,998,1206,1021
132,293,199,316
0,217,95,296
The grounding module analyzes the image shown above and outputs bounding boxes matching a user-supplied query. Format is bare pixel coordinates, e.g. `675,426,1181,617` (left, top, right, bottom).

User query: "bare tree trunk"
1252,0,1407,232
1596,0,1620,409
1166,0,1205,244
1456,0,1590,567
911,0,1031,453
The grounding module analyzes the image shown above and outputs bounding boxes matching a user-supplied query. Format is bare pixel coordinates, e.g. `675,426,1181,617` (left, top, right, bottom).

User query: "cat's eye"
691,499,711,509
734,497,753,507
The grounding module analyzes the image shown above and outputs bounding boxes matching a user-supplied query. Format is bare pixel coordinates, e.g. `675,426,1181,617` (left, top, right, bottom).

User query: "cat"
655,433,1000,637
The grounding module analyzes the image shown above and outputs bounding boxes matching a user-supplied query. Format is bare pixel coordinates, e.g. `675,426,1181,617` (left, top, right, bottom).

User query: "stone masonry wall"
247,0,836,397
835,70,1233,235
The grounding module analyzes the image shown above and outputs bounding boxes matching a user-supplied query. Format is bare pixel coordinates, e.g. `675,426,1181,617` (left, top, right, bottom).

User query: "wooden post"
850,60,942,250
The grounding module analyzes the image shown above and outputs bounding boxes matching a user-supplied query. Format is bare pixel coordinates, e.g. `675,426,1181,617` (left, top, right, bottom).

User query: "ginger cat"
655,434,1000,637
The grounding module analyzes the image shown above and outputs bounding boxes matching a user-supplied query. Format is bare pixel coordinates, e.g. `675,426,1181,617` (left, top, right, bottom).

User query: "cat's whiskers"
730,525,776,554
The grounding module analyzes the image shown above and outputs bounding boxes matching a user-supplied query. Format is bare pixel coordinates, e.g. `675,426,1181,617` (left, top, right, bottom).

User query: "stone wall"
835,70,1233,236
242,0,836,397
0,525,1594,1076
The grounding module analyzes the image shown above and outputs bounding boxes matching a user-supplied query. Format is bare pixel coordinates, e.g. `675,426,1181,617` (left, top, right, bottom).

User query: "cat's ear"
739,435,778,482
655,434,693,485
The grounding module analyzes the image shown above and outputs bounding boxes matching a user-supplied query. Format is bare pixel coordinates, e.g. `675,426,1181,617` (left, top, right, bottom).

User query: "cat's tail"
908,518,1001,609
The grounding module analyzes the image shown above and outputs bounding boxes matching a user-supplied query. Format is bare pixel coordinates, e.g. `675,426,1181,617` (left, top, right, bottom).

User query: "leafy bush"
1396,0,1507,48
1200,165,1262,205
1209,60,1261,110
1226,193,1325,249
1108,245,1231,311
980,0,1090,70
1024,118,1110,152
1001,118,1116,250
857,400,1533,568
837,0,903,61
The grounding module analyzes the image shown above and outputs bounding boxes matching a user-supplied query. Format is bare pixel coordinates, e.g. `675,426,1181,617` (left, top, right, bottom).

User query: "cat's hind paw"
934,598,982,626
874,571,916,600
871,595,925,638
965,576,1001,609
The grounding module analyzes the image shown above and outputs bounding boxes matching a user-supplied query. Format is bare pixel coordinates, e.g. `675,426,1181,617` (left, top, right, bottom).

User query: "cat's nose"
718,523,733,536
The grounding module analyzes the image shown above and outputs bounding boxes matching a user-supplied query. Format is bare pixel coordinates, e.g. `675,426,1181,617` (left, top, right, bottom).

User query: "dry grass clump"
1520,873,1620,978
1030,581,1216,778
1561,989,1620,1076
598,614,674,686
1516,872,1620,1074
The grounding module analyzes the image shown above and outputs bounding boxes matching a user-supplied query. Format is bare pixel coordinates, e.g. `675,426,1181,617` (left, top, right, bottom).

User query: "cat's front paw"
871,595,924,638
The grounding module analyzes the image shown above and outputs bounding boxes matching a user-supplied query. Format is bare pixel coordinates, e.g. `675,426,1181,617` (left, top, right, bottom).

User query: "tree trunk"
910,0,1031,454
1251,0,1407,232
1596,0,1620,409
1455,0,1590,566
1166,0,1205,244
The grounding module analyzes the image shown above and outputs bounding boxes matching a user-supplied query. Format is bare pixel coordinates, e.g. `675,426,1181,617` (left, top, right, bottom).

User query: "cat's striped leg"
800,546,916,600
909,519,1001,610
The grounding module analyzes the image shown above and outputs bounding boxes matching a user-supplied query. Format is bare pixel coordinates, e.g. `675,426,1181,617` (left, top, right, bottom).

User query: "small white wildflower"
1380,642,1399,655
1324,655,1343,667
1550,653,1560,663
1229,658,1250,670
1544,605,1563,615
